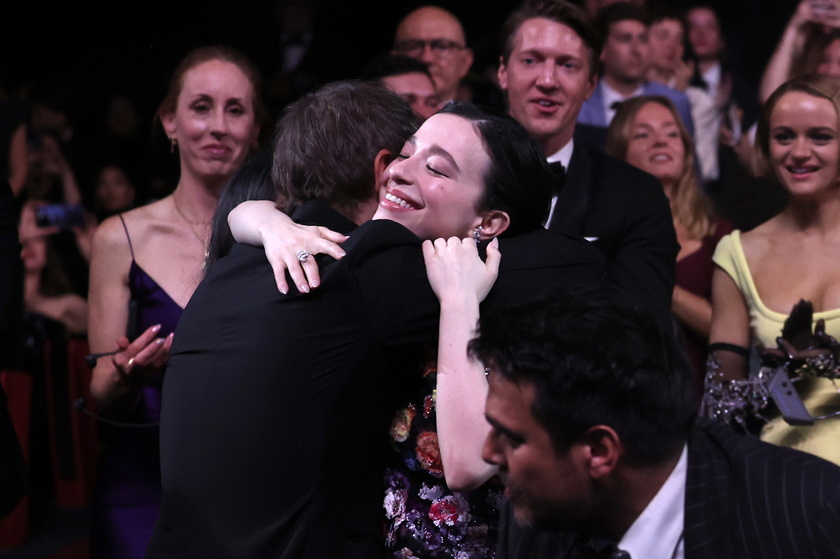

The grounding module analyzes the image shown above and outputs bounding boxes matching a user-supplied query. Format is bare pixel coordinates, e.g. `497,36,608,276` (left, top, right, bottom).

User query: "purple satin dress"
89,216,183,559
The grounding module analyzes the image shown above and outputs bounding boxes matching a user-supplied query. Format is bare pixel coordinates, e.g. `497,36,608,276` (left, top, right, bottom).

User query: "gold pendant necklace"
172,193,211,268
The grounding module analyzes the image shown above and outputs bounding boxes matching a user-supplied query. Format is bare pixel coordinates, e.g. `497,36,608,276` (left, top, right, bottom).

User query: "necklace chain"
172,193,211,268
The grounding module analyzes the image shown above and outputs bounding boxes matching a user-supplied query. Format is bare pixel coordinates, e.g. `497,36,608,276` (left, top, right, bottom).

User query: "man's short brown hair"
271,80,419,214
500,0,603,78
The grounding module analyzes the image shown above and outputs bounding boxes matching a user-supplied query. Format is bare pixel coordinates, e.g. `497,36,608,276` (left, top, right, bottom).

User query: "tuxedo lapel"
549,145,591,237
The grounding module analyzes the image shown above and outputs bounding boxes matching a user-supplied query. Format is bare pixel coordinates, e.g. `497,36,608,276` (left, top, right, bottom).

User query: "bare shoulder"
739,217,782,258
96,198,172,248
92,213,130,252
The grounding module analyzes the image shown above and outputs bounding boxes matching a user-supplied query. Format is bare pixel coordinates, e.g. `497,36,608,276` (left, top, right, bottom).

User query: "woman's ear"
161,112,176,142
477,210,511,239
373,149,395,192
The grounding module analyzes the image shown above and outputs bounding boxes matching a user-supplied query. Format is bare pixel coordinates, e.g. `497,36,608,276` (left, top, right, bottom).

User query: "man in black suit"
473,284,840,559
147,82,606,558
497,0,678,309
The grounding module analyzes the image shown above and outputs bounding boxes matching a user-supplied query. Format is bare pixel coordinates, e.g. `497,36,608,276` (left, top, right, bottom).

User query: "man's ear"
583,71,598,102
373,149,395,192
477,210,510,239
458,48,475,79
581,425,622,479
497,57,509,91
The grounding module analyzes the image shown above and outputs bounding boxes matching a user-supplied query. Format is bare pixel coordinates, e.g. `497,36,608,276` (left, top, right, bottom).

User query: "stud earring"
473,225,482,243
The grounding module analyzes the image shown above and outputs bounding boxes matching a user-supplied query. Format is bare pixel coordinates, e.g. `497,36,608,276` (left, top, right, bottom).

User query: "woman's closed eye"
426,164,449,178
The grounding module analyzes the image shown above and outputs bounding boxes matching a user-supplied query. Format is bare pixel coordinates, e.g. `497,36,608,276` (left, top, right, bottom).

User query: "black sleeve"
0,381,27,519
601,165,678,310
0,181,22,369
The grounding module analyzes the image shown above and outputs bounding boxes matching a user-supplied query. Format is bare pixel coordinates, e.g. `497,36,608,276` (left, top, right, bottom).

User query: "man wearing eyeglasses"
391,5,473,106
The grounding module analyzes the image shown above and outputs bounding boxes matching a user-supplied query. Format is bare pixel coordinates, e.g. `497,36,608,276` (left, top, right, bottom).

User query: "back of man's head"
358,54,433,82
271,80,419,214
470,284,698,466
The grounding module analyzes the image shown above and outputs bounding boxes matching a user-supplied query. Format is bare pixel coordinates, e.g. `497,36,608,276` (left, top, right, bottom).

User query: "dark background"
0,0,796,120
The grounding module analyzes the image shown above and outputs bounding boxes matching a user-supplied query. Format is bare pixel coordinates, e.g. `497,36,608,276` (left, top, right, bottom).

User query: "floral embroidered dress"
384,362,504,558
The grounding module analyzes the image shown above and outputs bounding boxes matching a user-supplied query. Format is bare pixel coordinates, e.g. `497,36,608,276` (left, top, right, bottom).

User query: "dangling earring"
170,137,178,153
473,225,482,243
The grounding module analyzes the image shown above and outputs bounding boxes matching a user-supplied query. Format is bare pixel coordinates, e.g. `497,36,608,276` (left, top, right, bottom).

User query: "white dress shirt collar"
601,80,645,124
543,140,575,228
618,444,687,559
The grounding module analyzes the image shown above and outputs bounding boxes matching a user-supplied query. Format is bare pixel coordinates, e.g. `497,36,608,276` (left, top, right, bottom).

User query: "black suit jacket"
148,202,606,559
496,420,840,559
548,145,678,310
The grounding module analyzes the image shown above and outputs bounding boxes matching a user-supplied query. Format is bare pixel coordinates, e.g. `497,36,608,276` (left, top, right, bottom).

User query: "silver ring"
127,357,135,371
296,250,312,263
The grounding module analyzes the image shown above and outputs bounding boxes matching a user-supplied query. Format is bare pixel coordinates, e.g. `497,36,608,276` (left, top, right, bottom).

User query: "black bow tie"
610,100,623,110
548,161,567,193
568,536,631,559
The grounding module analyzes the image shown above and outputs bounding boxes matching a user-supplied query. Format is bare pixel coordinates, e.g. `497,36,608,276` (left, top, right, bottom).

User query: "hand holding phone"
810,0,840,25
35,203,86,230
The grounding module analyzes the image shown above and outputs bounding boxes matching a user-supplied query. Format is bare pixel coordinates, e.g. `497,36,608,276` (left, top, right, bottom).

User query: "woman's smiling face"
373,113,491,240
624,101,686,189
768,90,840,201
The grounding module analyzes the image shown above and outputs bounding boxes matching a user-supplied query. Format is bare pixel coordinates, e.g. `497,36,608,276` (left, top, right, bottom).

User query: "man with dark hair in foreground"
474,285,840,559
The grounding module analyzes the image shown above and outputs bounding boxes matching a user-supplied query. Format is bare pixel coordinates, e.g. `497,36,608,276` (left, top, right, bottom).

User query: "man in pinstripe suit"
472,285,840,559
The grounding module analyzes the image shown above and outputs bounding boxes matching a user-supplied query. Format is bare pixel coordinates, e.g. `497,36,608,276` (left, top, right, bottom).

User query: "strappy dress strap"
117,213,135,261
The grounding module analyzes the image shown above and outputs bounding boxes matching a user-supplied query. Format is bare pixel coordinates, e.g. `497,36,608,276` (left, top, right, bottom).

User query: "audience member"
577,2,695,137
646,6,720,183
263,0,352,116
759,0,840,104
606,95,731,390
89,94,153,205
359,53,441,120
708,74,840,466
85,45,266,559
22,130,82,207
25,82,99,196
391,6,474,104
0,93,28,197
18,201,89,335
381,143,604,557
686,4,760,134
497,0,678,309
477,284,840,559
90,162,139,223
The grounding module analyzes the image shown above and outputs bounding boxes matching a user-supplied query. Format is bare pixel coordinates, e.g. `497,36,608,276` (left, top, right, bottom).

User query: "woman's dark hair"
437,101,553,237
206,152,274,268
271,80,419,214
